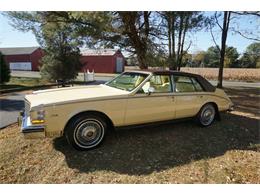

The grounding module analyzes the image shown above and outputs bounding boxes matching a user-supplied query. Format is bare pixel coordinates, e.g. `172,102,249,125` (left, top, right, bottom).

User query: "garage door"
9,62,32,70
116,57,123,73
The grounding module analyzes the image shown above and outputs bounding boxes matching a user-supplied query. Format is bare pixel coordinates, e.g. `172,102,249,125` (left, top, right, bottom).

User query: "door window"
138,75,172,93
191,77,204,91
172,76,197,92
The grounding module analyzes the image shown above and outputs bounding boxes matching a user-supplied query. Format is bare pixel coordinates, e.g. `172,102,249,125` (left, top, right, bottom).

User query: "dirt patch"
224,87,260,117
0,87,259,183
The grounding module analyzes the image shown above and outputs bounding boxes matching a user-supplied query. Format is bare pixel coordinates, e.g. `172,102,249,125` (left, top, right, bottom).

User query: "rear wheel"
65,114,107,150
197,103,216,127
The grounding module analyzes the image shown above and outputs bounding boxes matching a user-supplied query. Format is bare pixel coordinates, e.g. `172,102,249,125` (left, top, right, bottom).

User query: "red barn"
0,47,43,71
0,47,125,73
80,49,125,73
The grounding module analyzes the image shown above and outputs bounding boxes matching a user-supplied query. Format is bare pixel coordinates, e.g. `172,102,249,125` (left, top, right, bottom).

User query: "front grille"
24,100,31,116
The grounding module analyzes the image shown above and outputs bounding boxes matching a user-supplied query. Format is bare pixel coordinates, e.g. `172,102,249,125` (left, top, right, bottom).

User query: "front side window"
138,74,172,93
105,72,148,91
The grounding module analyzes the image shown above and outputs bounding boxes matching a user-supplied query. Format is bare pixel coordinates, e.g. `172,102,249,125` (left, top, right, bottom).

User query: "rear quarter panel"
200,90,232,112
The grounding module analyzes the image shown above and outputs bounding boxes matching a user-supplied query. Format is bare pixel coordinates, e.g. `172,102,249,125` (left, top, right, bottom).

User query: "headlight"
31,108,45,124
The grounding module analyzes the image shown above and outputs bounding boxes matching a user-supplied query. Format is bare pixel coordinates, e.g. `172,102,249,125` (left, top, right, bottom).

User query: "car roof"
126,69,199,77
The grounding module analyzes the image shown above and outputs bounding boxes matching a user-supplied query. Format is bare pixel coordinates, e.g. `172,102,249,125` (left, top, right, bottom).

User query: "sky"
0,12,259,54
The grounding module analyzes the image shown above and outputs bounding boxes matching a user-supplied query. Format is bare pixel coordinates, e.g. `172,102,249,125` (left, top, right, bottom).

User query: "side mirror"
147,87,155,95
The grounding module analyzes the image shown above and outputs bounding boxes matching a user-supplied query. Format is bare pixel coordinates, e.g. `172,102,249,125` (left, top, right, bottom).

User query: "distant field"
182,68,260,82
125,67,260,82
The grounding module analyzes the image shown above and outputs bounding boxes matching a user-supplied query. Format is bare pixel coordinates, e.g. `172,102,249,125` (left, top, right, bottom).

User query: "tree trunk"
137,52,148,69
143,11,150,39
171,15,177,70
176,14,184,71
118,12,150,70
168,14,173,70
139,11,150,69
177,15,189,71
217,11,231,88
168,13,177,70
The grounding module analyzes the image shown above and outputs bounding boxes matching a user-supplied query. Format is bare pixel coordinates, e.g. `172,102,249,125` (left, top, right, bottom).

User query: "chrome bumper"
227,103,235,112
19,112,45,138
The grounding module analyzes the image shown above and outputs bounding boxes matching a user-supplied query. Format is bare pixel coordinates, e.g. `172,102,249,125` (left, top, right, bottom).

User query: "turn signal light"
31,119,45,124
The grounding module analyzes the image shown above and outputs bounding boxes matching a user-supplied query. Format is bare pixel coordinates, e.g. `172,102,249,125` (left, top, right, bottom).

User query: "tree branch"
214,12,223,30
231,11,260,17
209,23,221,53
226,12,231,31
138,11,151,30
232,29,260,42
185,41,192,53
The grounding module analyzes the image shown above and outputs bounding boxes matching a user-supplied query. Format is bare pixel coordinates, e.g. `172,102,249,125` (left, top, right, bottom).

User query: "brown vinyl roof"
127,69,198,76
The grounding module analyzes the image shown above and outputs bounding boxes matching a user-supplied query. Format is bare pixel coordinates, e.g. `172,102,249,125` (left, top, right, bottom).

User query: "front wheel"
65,114,107,150
197,103,216,127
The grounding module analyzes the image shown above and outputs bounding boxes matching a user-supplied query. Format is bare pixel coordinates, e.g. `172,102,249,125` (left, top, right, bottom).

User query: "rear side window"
172,76,204,93
191,77,204,91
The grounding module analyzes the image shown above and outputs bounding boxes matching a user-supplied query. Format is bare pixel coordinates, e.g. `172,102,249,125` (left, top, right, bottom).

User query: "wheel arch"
63,110,115,135
202,101,220,120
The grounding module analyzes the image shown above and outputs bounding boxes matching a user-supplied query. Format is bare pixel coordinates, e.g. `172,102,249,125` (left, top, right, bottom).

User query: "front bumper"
227,103,235,112
19,112,45,139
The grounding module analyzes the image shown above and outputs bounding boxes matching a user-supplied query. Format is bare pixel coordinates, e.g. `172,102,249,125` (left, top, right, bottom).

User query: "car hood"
25,84,129,108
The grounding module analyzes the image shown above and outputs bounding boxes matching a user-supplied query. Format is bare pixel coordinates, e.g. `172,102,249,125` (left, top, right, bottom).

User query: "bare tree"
118,12,151,69
159,12,204,70
209,11,260,88
209,12,231,88
218,11,231,88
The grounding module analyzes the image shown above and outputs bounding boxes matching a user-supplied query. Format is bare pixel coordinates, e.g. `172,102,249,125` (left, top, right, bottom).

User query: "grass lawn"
0,87,259,183
0,77,92,93
0,77,51,90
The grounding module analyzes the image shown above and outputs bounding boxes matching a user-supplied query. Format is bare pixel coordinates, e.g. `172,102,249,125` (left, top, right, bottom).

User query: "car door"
124,74,176,126
172,75,205,119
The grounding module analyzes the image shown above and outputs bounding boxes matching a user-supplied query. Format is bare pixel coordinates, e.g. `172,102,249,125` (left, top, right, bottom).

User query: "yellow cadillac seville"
19,70,234,150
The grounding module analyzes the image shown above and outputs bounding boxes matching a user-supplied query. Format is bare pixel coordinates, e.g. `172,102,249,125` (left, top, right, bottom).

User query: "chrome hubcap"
74,120,104,147
81,126,97,141
201,106,215,126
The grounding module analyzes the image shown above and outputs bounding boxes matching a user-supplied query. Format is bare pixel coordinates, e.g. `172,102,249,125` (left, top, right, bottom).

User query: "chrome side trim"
42,92,230,108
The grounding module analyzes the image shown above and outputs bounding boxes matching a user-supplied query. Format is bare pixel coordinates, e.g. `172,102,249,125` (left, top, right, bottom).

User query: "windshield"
105,72,149,91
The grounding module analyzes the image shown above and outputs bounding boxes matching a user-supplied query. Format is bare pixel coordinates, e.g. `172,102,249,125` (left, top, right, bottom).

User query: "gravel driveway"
0,92,26,128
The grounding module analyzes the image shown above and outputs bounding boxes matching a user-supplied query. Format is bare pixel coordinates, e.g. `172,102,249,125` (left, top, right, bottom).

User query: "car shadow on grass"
224,87,260,116
53,113,259,175
0,99,24,111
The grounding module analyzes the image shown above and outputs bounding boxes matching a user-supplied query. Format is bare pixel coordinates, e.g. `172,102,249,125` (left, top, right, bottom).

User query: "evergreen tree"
0,52,11,84
239,42,260,68
7,12,83,81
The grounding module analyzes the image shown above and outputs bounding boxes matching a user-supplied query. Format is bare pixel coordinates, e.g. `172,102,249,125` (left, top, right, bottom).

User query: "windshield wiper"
106,84,127,91
115,86,127,91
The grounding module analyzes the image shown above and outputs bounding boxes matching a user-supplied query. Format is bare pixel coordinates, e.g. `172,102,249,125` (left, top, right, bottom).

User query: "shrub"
0,52,10,84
